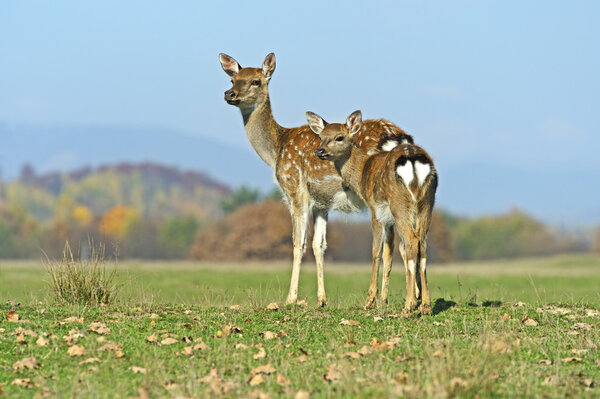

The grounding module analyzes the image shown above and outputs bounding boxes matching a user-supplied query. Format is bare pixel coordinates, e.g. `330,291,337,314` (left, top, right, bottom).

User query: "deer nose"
316,148,325,157
224,89,236,100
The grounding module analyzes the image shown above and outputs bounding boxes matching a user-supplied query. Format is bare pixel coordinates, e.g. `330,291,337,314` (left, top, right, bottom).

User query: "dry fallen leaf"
542,374,559,386
89,322,111,335
561,356,583,363
432,349,445,357
267,302,280,311
68,345,86,357
36,336,49,346
130,366,147,374
16,333,26,344
358,346,372,356
181,346,194,357
235,343,249,349
571,348,588,355
539,359,553,366
79,357,100,365
581,378,594,388
136,388,151,399
339,319,360,326
251,364,276,375
295,390,310,399
161,337,178,346
324,364,342,382
11,378,35,388
12,357,40,370
262,331,277,340
501,313,511,320
373,316,384,322
7,310,19,322
293,354,306,363
248,374,265,386
228,305,241,311
276,373,290,386
193,341,209,351
571,322,592,331
146,333,158,343
163,380,178,390
63,316,84,324
514,301,527,307
149,313,160,319
342,351,360,359
254,347,267,359
522,317,538,327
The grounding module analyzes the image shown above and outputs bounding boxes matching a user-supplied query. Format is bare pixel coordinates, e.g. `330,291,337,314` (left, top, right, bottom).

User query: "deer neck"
240,97,281,170
334,146,368,199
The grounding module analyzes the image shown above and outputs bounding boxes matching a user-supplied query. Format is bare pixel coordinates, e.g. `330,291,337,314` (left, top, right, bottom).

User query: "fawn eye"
335,136,344,142
251,80,261,86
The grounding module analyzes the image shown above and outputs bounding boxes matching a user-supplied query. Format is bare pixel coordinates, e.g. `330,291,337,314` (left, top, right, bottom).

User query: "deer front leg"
380,225,394,305
286,204,309,305
312,209,328,307
365,219,384,309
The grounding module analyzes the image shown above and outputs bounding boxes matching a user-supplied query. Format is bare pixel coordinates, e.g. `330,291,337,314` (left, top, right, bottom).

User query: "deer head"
307,110,362,161
219,53,275,110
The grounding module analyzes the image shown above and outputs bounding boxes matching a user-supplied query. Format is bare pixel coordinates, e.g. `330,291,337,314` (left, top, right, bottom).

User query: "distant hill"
0,123,274,190
1,162,231,222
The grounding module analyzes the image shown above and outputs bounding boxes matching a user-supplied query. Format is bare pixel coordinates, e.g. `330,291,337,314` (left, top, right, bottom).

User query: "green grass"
0,254,599,398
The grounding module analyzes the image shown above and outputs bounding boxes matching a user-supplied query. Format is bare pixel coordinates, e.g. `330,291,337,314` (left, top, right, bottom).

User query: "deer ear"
306,111,327,135
219,53,241,77
346,110,362,136
262,53,276,81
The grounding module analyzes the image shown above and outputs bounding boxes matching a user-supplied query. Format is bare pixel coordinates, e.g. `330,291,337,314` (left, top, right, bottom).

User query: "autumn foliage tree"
190,200,292,261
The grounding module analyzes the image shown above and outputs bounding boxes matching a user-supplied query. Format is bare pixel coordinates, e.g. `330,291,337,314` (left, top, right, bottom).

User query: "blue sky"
1,1,599,224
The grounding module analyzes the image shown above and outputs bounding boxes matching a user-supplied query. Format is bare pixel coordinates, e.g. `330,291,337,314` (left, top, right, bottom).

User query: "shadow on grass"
467,300,503,308
432,298,456,315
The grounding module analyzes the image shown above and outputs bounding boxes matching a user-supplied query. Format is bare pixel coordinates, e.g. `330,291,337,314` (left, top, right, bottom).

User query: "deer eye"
251,80,261,86
335,136,344,142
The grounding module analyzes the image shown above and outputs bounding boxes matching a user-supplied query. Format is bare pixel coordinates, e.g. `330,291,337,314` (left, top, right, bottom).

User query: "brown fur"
220,53,412,306
309,111,437,315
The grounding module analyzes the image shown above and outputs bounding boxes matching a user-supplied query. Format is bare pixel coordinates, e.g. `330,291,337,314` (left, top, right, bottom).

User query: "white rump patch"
381,140,399,151
414,161,431,186
396,161,414,187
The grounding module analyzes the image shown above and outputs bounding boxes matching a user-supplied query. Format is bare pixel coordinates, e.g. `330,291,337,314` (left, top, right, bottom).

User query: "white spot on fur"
287,153,291,159
401,139,410,144
414,161,431,186
381,140,399,151
374,203,394,226
367,149,377,156
283,163,291,171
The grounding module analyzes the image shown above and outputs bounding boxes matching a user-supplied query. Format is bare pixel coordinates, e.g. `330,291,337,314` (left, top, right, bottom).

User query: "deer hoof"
364,297,377,309
401,307,414,318
317,297,328,307
419,303,432,315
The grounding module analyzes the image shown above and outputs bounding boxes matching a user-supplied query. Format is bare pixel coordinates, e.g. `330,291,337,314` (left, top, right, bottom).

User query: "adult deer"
219,53,413,307
308,110,437,316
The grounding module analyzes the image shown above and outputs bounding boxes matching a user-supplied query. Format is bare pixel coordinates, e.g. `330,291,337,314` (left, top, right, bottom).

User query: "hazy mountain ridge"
1,123,598,225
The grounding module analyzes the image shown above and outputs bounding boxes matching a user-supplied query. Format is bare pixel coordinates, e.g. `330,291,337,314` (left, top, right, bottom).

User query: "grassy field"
0,255,599,398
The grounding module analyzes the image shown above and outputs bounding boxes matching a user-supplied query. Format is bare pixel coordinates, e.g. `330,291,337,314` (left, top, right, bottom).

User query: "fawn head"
307,110,362,161
219,53,275,109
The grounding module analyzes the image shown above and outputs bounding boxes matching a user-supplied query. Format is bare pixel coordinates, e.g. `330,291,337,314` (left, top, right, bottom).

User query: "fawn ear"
306,111,327,135
219,53,241,77
262,53,276,81
346,110,362,136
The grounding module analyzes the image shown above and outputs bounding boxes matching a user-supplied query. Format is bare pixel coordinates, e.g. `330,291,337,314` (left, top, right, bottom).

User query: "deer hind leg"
418,239,432,315
400,232,419,318
380,225,395,305
365,218,384,309
312,209,328,307
285,203,310,305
